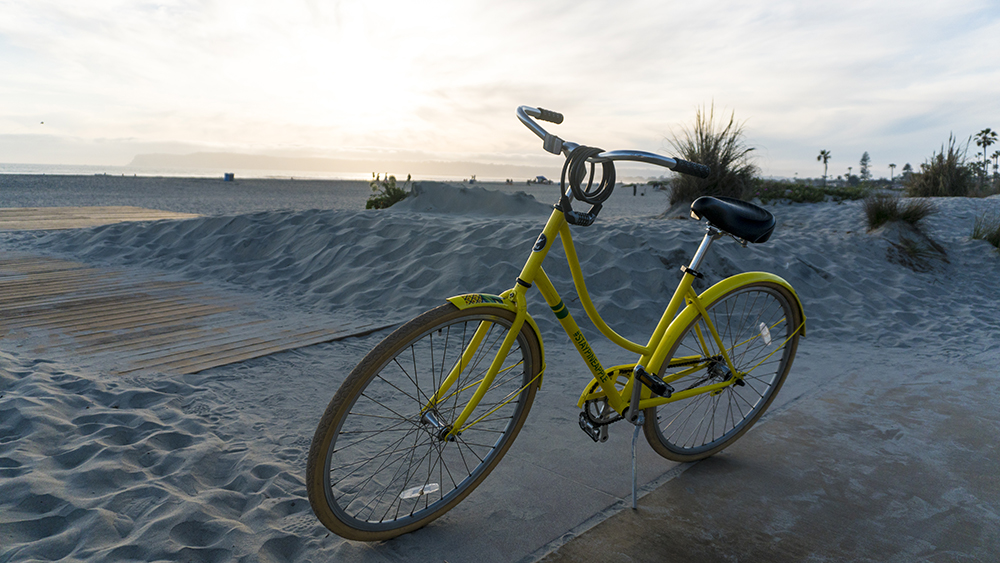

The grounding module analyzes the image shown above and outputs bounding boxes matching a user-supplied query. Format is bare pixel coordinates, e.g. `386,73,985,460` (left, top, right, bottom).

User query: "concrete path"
538,344,1000,562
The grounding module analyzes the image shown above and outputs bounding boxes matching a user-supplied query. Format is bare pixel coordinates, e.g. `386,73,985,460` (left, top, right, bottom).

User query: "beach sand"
1,175,998,561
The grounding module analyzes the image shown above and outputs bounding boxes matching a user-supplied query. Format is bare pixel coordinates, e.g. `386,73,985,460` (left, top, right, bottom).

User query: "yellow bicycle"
307,106,806,541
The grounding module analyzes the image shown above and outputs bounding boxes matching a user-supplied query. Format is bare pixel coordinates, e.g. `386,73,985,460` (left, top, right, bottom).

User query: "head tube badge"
533,233,547,252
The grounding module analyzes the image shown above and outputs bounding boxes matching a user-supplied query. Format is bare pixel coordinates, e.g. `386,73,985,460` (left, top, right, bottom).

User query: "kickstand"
631,412,644,510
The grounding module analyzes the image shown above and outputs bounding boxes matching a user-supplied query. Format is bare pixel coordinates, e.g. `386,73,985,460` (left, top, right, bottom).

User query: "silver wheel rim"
654,286,794,455
324,312,533,531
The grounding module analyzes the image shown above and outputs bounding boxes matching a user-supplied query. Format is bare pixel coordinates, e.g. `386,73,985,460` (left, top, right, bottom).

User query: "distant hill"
127,152,549,180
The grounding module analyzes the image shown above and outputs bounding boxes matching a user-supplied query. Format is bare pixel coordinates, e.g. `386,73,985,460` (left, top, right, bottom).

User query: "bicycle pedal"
634,365,674,398
578,412,601,442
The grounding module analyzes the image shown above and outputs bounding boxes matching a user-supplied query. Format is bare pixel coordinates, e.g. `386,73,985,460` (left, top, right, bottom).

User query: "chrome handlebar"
517,105,709,178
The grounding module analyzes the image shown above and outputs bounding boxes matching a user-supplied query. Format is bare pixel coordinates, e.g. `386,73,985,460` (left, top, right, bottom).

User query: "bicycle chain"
581,399,625,427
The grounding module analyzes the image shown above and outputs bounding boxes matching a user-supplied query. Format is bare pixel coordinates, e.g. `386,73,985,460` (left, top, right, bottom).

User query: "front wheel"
644,282,802,462
307,303,542,541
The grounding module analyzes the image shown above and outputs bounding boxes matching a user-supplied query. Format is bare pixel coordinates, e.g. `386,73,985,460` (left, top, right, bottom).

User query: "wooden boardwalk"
0,253,390,375
0,206,201,231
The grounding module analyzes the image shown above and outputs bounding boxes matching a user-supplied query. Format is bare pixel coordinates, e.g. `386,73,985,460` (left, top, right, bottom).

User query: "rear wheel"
307,303,541,540
644,282,801,462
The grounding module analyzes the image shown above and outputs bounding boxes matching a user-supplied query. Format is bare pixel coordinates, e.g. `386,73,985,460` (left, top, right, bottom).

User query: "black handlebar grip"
672,158,711,179
537,107,564,124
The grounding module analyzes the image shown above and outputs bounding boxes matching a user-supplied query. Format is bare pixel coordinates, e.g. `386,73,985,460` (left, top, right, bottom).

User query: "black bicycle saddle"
690,196,775,243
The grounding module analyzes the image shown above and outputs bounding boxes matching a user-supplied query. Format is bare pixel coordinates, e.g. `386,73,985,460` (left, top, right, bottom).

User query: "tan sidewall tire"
306,303,541,541
643,282,801,462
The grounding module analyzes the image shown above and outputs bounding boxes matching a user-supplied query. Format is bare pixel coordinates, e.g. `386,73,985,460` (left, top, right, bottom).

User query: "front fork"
423,288,529,441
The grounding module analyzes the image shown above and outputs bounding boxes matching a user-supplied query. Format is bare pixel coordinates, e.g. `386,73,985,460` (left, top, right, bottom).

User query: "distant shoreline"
0,173,540,193
0,172,372,183
0,169,487,183
0,161,667,185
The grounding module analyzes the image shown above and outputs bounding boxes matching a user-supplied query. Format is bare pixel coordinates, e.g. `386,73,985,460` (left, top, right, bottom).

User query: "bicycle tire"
307,303,542,541
644,281,801,462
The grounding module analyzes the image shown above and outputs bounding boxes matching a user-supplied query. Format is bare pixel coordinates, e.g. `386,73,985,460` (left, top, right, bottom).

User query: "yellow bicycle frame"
434,208,805,439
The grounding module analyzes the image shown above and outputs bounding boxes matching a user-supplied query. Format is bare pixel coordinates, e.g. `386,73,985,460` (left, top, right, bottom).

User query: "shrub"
668,104,758,205
972,209,1000,249
863,193,935,231
751,180,869,204
904,135,975,197
366,173,410,209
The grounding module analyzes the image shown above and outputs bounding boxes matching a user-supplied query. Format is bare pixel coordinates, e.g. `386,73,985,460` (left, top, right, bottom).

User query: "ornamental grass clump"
863,193,935,231
668,104,758,205
904,135,975,197
972,209,1000,249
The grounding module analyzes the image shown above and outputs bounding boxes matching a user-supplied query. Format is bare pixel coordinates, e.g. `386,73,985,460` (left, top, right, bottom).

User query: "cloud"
1,0,998,176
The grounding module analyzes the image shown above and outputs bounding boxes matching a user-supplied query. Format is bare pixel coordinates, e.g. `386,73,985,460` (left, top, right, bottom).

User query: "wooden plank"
0,255,91,271
51,305,231,336
0,296,191,325
66,304,237,335
122,327,339,370
119,322,394,375
0,261,90,275
0,269,118,289
171,323,396,375
2,293,213,325
78,319,252,354
94,321,271,356
4,295,219,327
0,275,128,298
67,318,204,344
0,281,200,309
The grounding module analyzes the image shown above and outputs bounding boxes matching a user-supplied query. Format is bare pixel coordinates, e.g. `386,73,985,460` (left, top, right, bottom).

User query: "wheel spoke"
309,306,538,538
648,284,798,459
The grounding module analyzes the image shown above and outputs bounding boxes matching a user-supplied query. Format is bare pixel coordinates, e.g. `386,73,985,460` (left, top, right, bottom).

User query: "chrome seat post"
688,226,724,272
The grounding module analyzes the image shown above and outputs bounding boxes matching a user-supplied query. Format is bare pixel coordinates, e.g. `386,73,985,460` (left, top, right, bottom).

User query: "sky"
1,0,999,179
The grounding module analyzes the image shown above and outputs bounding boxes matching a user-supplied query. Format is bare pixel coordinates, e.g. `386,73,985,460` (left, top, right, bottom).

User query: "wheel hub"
420,409,454,441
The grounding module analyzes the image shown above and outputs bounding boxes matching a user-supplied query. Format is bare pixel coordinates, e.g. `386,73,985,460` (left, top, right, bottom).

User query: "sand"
1,175,998,561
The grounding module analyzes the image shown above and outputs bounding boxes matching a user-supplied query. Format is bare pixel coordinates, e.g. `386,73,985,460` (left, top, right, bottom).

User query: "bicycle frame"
307,105,812,539
429,206,805,440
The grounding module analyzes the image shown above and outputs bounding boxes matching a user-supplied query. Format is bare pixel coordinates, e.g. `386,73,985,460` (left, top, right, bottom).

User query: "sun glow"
1,0,998,175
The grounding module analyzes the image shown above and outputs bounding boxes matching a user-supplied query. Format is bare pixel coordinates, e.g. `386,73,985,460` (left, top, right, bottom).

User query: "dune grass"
863,193,936,231
904,135,976,197
668,104,758,204
972,210,1000,249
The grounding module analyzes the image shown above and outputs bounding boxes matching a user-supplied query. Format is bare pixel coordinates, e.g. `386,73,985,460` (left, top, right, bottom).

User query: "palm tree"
975,128,997,182
817,150,831,187
993,150,1000,180
889,163,897,185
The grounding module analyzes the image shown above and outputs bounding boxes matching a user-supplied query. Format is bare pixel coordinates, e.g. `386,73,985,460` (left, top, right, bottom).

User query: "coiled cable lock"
557,146,616,226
